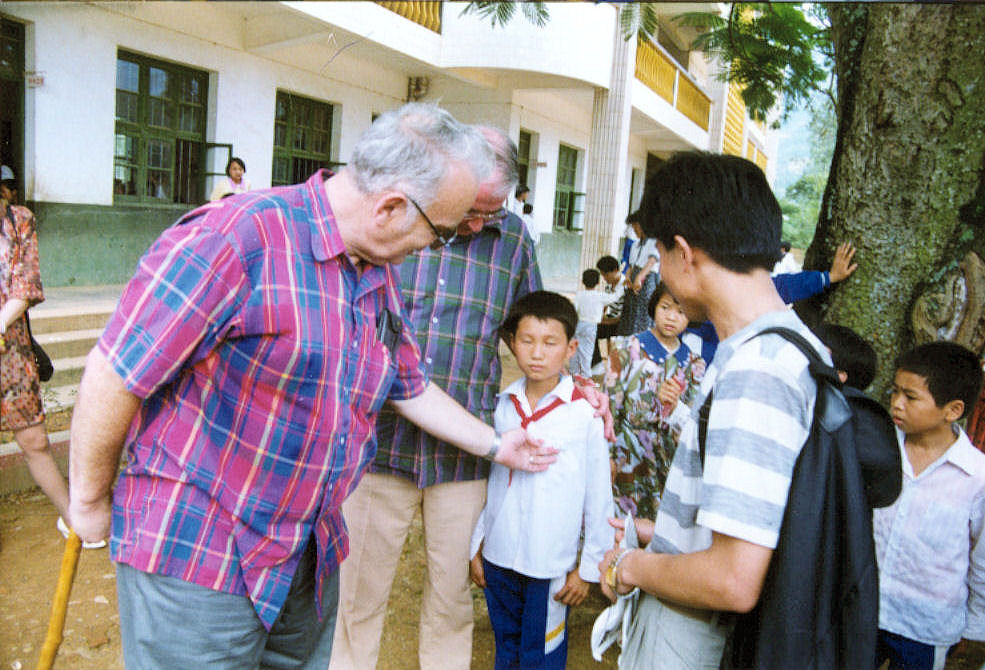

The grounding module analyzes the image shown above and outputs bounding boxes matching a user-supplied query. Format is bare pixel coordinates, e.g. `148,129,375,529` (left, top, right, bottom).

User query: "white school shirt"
874,426,985,646
574,287,622,324
470,375,614,582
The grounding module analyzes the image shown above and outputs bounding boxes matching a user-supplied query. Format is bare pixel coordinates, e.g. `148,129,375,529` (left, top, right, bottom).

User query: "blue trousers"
482,558,568,670
116,536,338,669
876,629,954,670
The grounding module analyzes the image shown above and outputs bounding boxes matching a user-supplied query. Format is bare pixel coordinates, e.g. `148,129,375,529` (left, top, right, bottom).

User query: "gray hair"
348,103,493,207
476,126,519,202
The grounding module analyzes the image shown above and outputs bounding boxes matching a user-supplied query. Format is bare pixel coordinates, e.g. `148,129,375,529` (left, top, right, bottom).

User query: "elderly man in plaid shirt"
332,127,554,670
66,105,557,670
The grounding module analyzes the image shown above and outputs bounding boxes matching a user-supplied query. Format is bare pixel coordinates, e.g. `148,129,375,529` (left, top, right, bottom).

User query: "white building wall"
513,90,593,240
5,2,408,205
439,3,615,89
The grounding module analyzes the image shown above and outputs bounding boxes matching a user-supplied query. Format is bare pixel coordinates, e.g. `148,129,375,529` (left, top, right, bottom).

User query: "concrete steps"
1,287,121,496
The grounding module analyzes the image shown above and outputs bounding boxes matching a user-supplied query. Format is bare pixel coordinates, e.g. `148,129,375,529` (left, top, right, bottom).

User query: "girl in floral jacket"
603,282,705,520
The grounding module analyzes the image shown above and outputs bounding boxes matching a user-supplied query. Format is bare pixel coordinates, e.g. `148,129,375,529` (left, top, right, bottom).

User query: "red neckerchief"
506,385,585,485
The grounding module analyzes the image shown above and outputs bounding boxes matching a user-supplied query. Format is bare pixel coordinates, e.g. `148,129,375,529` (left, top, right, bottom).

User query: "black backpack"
698,326,901,670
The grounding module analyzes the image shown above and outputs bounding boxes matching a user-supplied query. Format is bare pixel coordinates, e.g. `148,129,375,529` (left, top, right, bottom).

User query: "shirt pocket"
917,500,968,564
349,329,398,417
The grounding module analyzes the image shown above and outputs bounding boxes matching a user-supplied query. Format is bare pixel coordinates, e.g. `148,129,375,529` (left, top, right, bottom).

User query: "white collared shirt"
874,426,985,645
574,287,622,324
470,375,614,581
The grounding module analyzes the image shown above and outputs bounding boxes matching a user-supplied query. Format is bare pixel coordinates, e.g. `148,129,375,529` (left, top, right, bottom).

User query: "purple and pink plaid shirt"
99,170,427,628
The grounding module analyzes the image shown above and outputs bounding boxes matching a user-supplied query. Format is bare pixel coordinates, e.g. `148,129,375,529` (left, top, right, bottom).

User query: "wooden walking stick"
37,528,82,670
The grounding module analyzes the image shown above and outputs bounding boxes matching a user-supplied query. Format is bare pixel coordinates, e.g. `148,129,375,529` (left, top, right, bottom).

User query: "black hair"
780,240,792,253
515,184,530,198
814,323,877,390
522,202,533,215
582,268,601,289
596,255,620,274
647,281,675,319
637,151,782,273
896,342,983,419
226,156,246,176
500,290,578,342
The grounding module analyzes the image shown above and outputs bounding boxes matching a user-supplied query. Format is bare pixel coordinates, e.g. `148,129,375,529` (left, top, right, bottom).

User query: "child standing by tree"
875,342,985,670
469,291,613,670
603,282,705,519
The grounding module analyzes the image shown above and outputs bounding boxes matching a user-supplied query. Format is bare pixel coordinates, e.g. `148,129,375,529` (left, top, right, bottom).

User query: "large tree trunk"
802,3,985,397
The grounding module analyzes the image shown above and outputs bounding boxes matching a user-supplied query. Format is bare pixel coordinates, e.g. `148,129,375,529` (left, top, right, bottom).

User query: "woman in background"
0,166,103,547
209,156,251,201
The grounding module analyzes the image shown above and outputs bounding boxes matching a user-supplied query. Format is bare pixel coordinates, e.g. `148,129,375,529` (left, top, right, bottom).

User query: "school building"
0,1,780,287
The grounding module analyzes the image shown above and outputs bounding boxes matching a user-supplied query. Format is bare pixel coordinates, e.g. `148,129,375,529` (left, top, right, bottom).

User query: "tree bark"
801,3,985,397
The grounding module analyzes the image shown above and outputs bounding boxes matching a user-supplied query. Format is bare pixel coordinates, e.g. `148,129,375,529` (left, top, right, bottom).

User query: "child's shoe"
57,516,107,550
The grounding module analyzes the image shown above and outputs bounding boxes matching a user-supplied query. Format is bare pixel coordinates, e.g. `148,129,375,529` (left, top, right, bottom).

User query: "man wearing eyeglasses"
67,106,561,669
332,127,543,670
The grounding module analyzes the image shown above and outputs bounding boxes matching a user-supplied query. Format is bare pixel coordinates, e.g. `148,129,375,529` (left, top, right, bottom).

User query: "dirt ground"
0,489,618,670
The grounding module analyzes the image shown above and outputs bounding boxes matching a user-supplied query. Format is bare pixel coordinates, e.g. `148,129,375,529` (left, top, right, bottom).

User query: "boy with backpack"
874,342,985,670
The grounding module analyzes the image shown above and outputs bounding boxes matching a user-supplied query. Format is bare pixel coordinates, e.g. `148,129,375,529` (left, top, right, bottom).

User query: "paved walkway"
34,284,124,316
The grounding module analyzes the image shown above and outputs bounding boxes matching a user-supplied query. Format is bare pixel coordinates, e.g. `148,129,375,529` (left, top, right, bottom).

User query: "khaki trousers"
330,473,487,670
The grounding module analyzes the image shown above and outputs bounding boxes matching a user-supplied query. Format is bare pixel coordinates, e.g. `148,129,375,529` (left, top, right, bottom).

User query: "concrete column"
580,11,635,268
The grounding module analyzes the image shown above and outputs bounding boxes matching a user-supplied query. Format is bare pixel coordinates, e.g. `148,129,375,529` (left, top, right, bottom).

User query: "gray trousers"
116,537,338,669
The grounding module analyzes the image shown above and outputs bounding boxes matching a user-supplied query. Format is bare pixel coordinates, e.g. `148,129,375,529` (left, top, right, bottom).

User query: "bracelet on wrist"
485,430,501,462
606,548,634,590
605,548,631,589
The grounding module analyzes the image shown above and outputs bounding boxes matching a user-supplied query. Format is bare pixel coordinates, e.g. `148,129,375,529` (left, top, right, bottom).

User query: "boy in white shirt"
875,342,985,670
470,290,614,670
571,268,622,378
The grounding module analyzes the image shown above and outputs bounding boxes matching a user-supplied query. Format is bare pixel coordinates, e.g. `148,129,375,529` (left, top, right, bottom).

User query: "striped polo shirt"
650,309,822,555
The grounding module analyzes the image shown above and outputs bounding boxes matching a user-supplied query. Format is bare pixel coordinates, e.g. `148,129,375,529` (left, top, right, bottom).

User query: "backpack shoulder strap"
697,325,838,466
757,326,841,387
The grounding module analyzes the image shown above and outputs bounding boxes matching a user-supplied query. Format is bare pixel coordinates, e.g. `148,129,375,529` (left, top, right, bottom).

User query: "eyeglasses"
405,193,457,248
460,207,508,227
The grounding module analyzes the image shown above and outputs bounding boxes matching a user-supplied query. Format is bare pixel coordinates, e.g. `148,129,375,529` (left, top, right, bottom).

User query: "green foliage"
677,4,833,123
780,96,836,249
618,3,659,42
459,2,548,29
462,2,659,43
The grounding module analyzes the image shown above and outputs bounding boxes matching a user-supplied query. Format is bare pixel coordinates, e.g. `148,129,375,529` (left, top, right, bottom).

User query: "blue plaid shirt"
371,212,542,487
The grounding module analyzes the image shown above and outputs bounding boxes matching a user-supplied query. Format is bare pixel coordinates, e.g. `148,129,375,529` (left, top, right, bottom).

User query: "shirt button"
431,317,438,324
438,278,445,286
425,357,432,365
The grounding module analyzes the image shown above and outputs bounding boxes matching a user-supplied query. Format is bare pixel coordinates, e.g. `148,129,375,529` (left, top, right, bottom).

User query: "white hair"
348,103,493,207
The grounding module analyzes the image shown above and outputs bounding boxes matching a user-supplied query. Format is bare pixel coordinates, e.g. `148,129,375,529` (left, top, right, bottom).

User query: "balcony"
375,1,441,33
635,38,711,132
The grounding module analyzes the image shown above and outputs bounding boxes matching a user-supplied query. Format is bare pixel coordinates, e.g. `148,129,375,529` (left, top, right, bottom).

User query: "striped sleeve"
696,336,814,548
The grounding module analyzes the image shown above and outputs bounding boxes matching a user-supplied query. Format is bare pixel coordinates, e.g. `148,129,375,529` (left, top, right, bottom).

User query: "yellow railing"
754,146,768,172
722,83,746,157
635,38,711,132
676,76,710,131
635,37,676,105
376,1,442,33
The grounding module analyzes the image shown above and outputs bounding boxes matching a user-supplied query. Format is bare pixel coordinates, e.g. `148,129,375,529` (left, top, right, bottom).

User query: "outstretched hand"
829,241,858,284
574,376,616,442
498,428,559,472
